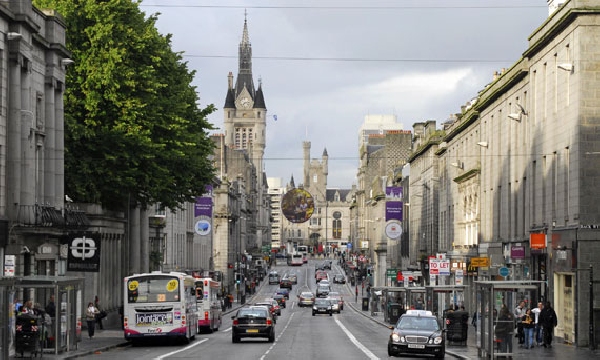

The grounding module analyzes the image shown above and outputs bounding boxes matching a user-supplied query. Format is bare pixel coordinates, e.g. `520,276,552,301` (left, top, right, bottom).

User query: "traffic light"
235,273,242,284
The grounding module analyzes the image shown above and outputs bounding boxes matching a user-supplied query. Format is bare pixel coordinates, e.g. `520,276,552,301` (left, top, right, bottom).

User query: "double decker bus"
195,277,223,333
123,271,198,344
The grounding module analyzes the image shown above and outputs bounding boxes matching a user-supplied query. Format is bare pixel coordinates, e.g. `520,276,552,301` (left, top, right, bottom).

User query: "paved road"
21,258,600,359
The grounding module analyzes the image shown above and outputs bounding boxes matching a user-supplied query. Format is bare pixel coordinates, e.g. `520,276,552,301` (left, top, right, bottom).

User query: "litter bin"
445,310,469,344
362,297,369,311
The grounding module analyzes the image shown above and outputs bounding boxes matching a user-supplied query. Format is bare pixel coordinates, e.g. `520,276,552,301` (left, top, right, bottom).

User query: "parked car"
333,274,346,284
231,306,275,343
273,294,287,308
387,310,445,358
312,298,333,316
298,291,315,307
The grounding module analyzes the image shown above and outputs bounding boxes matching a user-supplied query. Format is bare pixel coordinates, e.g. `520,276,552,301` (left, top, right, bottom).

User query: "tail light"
205,311,209,320
232,319,238,325
266,319,272,326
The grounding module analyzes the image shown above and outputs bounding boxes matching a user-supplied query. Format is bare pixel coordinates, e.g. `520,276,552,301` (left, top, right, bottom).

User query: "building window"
313,174,318,183
332,219,342,239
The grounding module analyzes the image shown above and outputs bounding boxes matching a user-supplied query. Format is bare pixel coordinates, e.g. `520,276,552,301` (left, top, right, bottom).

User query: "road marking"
335,318,379,360
259,312,295,360
153,338,208,359
223,326,232,332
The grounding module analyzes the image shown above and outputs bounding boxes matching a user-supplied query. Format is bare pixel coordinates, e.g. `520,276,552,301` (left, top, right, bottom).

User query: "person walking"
540,301,558,348
514,300,526,345
86,302,100,339
531,301,543,346
522,308,535,349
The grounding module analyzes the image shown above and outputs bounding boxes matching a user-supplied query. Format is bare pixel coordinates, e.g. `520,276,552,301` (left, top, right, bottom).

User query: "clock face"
241,97,251,108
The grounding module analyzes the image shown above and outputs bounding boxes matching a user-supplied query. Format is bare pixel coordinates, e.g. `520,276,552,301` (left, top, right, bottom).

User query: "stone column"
374,242,387,287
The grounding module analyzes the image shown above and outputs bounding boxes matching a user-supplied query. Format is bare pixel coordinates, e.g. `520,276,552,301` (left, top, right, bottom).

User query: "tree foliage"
34,0,216,210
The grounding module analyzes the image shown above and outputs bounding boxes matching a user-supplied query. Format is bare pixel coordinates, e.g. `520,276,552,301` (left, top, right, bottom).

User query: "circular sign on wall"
385,221,403,239
194,220,211,235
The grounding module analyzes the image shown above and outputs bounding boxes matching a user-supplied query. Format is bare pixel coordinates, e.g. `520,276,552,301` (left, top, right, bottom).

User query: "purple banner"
194,185,213,217
511,245,525,259
386,201,403,222
386,186,403,199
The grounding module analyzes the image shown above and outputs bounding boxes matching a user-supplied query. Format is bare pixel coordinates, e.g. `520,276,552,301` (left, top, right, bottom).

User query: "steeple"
236,11,254,98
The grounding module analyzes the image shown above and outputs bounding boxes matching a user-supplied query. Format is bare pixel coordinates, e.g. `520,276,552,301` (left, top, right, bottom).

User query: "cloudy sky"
140,0,550,189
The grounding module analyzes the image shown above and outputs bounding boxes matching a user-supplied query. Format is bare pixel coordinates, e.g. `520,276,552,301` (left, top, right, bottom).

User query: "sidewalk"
346,295,600,359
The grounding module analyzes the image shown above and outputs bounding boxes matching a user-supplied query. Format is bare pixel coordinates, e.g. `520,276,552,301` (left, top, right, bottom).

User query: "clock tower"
223,13,268,245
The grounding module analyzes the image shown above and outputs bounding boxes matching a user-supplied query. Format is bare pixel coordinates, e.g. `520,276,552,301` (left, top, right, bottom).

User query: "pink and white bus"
195,277,223,333
123,271,197,344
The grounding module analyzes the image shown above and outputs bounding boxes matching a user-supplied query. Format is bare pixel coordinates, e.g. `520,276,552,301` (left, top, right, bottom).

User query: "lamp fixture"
451,161,463,169
7,32,22,41
508,113,521,121
477,141,488,148
61,58,75,67
557,63,573,72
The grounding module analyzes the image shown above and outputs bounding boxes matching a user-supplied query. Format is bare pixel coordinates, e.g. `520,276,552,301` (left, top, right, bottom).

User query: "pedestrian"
355,285,358,303
45,294,56,319
531,301,543,346
471,310,478,329
540,301,557,348
514,300,526,345
94,295,105,330
522,308,535,349
494,305,514,354
223,294,230,310
229,293,234,308
86,302,100,339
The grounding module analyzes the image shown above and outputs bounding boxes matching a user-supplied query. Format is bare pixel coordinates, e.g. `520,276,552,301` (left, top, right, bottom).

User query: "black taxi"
387,310,445,358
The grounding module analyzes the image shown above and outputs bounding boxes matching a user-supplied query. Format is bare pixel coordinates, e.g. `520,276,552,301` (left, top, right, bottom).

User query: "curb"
63,341,131,359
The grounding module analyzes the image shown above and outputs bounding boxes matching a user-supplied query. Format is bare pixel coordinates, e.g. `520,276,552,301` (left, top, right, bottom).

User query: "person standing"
86,302,100,339
540,301,558,348
94,295,104,330
522,308,535,349
531,301,543,346
45,294,56,319
494,305,514,354
514,300,526,345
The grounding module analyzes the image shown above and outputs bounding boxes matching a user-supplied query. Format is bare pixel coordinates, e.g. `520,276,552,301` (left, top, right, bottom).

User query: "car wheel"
268,331,275,343
435,350,445,358
312,312,315,316
329,311,332,316
232,335,240,343
387,344,394,357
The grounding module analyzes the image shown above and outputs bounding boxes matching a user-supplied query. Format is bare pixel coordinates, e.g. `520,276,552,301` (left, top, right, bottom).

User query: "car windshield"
238,309,268,318
315,299,329,306
301,292,313,297
397,316,440,331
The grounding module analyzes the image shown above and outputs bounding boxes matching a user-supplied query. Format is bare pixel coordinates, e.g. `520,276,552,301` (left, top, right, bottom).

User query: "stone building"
407,0,600,347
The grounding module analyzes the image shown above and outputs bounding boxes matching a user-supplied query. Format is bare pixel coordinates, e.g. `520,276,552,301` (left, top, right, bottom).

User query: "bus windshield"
127,275,181,304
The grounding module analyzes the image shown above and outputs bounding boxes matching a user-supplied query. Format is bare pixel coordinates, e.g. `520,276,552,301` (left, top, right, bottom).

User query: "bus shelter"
380,286,427,324
0,275,83,359
475,281,544,359
425,285,467,320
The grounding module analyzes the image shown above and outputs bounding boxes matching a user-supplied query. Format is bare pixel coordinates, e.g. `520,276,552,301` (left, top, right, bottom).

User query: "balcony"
16,204,91,229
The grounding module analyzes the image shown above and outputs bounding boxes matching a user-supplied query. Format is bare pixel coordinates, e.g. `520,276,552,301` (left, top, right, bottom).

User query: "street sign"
386,268,397,277
470,257,490,267
499,267,510,277
429,259,450,275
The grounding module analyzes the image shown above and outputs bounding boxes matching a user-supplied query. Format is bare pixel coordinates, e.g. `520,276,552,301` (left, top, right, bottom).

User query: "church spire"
236,11,255,98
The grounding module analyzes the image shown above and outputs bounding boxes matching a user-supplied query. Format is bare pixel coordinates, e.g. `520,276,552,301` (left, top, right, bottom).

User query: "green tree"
34,0,215,210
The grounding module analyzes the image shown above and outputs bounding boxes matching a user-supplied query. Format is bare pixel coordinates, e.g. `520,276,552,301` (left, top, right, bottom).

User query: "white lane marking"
153,338,208,359
335,318,379,360
259,312,295,360
223,326,232,332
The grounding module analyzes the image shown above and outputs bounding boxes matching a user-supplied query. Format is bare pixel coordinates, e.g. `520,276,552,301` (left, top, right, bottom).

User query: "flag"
273,115,277,121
